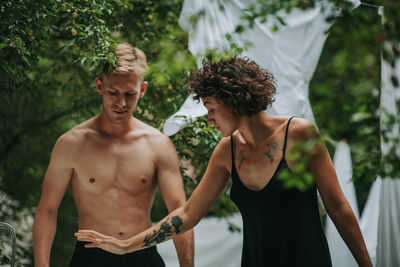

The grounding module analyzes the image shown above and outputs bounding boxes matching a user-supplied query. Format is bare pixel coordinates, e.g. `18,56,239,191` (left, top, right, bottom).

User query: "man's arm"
33,134,75,267
287,118,372,267
155,135,194,267
75,137,232,256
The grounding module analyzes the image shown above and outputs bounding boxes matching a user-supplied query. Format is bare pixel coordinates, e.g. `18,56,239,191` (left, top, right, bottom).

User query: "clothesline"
360,2,381,9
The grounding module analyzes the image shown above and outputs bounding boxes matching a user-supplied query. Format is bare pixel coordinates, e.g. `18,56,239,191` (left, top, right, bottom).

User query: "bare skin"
76,96,372,267
33,73,194,267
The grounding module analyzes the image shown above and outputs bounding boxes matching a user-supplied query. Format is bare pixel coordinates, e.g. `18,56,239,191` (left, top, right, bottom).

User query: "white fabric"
360,177,381,267
360,37,400,267
164,0,359,136
376,178,400,267
379,41,400,158
325,141,359,267
375,39,400,267
157,213,243,267
162,95,207,136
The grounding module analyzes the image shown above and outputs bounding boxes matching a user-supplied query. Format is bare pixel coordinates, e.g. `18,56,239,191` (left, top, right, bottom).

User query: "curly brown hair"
190,56,276,116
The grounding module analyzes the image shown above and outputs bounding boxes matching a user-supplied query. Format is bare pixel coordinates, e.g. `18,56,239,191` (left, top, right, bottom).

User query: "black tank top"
230,117,332,267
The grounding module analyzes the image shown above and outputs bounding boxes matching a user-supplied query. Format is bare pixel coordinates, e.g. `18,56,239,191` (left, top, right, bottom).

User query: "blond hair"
103,43,148,79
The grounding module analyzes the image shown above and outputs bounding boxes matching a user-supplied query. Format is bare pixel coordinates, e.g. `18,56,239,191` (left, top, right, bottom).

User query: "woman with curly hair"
76,56,372,267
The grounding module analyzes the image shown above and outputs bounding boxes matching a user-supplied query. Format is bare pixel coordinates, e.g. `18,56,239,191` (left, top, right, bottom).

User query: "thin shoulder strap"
282,116,296,159
230,135,235,162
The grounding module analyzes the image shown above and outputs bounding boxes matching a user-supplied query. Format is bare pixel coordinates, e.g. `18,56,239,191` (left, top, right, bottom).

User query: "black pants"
69,241,166,267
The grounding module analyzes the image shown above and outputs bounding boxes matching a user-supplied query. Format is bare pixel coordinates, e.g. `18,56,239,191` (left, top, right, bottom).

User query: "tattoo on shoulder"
263,142,280,163
237,150,246,170
142,215,183,248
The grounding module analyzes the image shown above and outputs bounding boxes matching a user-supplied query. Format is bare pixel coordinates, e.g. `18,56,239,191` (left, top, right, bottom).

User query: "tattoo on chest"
237,150,247,170
263,142,280,163
142,215,183,248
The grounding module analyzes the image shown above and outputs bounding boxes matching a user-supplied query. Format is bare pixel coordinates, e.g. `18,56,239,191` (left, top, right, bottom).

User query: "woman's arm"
75,137,232,254
286,118,372,267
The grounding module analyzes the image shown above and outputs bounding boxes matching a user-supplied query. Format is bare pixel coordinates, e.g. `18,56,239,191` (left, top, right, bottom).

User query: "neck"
236,112,275,147
96,111,136,137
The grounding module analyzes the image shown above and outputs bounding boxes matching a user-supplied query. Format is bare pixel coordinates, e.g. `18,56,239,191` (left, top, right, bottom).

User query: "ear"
139,81,148,98
95,77,103,95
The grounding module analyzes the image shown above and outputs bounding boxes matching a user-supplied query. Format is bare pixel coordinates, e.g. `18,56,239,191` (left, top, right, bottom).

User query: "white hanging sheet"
375,39,400,267
360,177,381,267
376,178,400,267
360,34,400,267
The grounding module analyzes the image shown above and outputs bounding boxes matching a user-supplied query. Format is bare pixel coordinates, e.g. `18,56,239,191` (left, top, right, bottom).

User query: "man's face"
96,73,148,124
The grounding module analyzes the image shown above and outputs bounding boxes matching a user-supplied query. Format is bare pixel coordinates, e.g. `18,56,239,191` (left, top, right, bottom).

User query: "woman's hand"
75,230,130,255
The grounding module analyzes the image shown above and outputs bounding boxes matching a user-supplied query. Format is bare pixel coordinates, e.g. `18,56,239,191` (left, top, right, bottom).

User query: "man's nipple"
89,178,95,183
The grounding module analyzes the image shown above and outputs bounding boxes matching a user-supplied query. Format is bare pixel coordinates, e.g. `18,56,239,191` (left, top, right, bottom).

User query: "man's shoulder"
133,120,177,161
135,120,169,143
57,119,96,147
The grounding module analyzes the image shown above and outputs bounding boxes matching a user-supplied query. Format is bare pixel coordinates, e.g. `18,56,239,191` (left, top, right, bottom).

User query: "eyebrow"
108,86,136,93
203,101,211,106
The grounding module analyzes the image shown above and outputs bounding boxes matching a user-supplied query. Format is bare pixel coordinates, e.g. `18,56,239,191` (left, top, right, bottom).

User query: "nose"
207,115,214,125
115,95,127,107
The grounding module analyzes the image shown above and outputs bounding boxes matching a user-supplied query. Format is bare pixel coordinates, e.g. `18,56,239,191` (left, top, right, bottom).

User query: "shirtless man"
33,43,194,267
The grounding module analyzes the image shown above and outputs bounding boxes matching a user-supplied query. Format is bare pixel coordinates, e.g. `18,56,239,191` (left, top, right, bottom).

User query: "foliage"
151,116,239,221
309,5,382,210
171,116,238,216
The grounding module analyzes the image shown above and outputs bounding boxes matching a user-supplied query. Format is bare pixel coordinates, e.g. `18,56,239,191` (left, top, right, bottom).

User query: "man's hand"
75,230,130,255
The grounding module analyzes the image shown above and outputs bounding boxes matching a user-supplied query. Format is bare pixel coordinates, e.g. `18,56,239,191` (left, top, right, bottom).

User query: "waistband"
75,241,159,258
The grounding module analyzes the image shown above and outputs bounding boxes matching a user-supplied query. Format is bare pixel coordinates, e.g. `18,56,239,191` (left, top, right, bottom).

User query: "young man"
33,43,194,267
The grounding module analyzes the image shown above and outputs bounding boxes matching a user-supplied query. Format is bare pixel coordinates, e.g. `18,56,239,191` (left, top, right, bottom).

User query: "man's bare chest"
72,139,157,192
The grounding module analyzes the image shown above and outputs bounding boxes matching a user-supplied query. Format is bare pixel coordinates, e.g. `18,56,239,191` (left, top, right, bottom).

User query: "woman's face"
202,96,237,137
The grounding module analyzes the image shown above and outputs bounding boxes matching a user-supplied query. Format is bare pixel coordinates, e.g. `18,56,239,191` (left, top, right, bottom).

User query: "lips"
113,110,128,114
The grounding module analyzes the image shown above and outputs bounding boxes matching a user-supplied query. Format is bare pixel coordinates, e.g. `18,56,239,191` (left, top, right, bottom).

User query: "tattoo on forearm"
142,215,183,248
237,150,246,170
263,142,280,163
